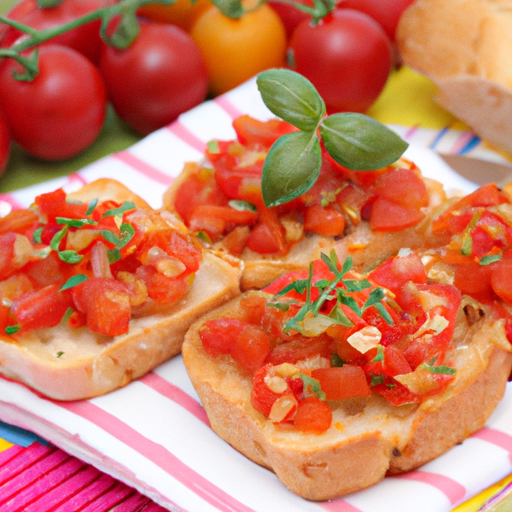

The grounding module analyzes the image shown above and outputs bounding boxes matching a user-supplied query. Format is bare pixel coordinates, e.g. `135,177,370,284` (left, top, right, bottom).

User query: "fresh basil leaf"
262,130,322,207
58,250,83,264
257,69,325,132
320,113,408,170
228,199,257,213
56,217,97,228
60,274,88,291
101,201,136,219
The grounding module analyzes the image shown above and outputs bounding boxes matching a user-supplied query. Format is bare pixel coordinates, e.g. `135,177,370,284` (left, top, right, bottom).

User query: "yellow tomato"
137,0,211,31
190,3,287,96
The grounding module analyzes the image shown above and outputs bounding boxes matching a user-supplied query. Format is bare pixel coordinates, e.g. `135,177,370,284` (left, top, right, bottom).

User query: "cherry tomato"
267,0,313,39
1,0,114,64
190,3,287,95
288,9,393,113
137,0,211,31
337,0,414,42
0,110,10,176
100,22,208,135
0,45,106,161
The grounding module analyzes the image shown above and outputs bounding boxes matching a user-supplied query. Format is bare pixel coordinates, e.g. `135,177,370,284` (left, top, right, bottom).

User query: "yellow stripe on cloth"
0,437,13,452
451,474,512,511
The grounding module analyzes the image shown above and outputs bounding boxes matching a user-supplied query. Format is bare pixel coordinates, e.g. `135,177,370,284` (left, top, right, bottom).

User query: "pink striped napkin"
0,77,511,512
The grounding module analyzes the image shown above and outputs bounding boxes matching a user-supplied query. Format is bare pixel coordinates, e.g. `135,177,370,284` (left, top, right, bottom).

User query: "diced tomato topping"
73,278,131,337
135,265,189,304
453,260,494,299
11,284,72,331
311,365,371,400
303,204,346,237
251,364,288,417
0,209,38,235
35,188,88,221
293,396,332,434
491,259,512,304
369,252,427,292
370,197,425,232
233,115,297,149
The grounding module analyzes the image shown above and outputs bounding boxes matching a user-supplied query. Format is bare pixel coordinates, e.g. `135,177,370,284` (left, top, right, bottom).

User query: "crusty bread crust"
0,179,242,400
182,292,512,500
396,0,512,155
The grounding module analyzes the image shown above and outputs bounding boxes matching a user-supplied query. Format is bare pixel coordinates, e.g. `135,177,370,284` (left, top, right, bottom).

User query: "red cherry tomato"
99,22,208,135
337,0,414,42
1,0,114,64
288,9,393,113
0,45,107,161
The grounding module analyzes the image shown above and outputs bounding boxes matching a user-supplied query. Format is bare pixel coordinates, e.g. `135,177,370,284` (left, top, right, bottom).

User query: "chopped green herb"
372,346,384,363
330,353,345,367
56,351,64,358
85,198,99,216
57,250,83,264
228,199,257,213
5,325,20,335
33,227,43,244
479,253,503,266
60,274,88,291
101,201,136,219
107,248,121,264
293,373,326,400
50,226,68,251
207,140,220,154
56,217,97,228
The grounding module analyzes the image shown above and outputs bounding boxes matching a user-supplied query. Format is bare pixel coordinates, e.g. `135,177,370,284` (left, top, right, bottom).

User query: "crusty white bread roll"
0,179,242,400
182,291,512,500
396,0,512,156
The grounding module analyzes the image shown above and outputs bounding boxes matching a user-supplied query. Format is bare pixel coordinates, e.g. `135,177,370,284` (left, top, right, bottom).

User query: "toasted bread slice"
183,292,512,500
0,179,242,400
396,0,512,156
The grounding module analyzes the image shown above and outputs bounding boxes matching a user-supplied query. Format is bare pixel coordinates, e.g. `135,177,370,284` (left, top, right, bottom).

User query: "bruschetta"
182,220,512,499
163,114,447,290
0,178,241,400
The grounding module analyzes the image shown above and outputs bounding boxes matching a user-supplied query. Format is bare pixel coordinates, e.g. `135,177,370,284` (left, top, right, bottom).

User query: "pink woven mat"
0,442,167,512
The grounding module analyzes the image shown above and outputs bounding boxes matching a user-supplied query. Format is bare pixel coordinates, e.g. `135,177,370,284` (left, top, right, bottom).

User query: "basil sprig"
256,69,408,207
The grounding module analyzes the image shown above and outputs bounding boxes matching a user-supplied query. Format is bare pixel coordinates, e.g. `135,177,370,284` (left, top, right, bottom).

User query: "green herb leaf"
320,113,409,170
56,351,65,358
85,198,98,216
209,0,244,18
330,353,345,367
480,253,502,266
5,325,20,335
58,250,83,264
207,140,220,154
60,274,88,291
256,69,325,131
50,226,68,251
228,200,257,213
33,227,43,244
421,361,456,375
293,373,326,400
108,248,121,264
100,223,134,248
328,303,355,327
101,201,136,219
262,131,322,207
372,346,384,363
56,217,97,228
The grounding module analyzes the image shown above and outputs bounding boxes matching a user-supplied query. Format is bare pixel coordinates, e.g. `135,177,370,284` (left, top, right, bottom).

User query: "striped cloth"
0,68,512,512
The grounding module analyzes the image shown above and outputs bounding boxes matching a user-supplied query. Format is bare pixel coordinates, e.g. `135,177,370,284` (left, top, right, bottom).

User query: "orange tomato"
190,3,287,95
137,0,211,31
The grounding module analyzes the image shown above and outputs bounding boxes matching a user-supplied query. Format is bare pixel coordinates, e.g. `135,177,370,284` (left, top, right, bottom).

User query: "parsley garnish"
85,198,98,216
5,325,20,335
101,201,136,219
60,274,88,291
268,250,393,335
292,373,326,400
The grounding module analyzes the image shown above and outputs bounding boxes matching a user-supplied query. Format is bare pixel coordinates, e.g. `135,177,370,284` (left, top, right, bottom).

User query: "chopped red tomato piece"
491,259,512,304
370,197,425,232
11,284,72,331
303,204,346,237
311,365,371,400
233,115,297,148
293,396,332,434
